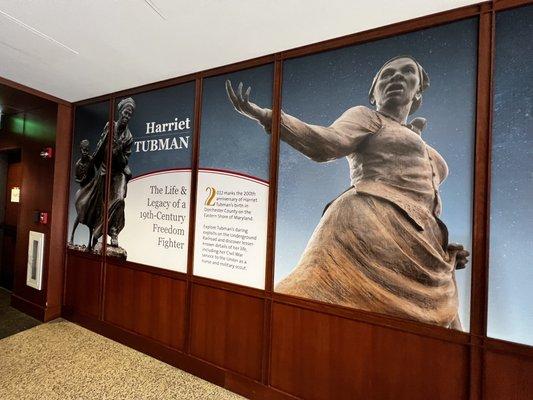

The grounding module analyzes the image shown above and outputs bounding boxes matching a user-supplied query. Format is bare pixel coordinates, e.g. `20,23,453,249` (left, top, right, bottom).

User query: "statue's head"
80,139,90,156
117,97,136,126
368,56,429,116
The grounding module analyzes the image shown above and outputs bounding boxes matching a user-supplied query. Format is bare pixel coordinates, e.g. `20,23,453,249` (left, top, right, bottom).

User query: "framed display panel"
193,64,274,289
488,4,533,346
26,231,44,290
61,2,533,400
106,82,195,272
67,100,110,254
274,18,478,331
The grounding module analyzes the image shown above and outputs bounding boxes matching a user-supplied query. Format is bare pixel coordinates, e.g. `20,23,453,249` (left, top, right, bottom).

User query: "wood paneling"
494,0,533,11
103,262,186,350
270,303,469,400
0,79,68,320
0,225,16,289
0,76,69,106
69,311,228,387
65,252,102,318
4,161,21,227
58,2,533,400
45,103,73,321
190,284,264,381
12,131,55,308
0,101,58,315
484,350,533,400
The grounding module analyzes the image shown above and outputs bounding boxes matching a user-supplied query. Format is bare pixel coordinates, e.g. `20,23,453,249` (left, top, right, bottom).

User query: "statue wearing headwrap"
225,56,469,329
106,97,135,252
70,97,135,253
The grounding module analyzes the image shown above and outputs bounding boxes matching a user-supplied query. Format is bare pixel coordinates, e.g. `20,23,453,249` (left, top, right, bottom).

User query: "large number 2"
205,186,217,206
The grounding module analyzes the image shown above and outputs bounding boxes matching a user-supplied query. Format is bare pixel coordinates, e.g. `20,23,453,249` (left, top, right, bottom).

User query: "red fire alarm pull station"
39,212,48,225
40,147,53,159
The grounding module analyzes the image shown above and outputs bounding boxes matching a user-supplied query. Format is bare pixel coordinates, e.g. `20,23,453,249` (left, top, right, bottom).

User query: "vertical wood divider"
469,3,495,400
62,105,76,308
262,57,283,385
100,98,116,320
46,103,73,320
184,78,203,353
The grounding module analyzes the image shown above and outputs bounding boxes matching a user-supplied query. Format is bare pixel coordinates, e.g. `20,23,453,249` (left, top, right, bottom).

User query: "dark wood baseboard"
64,310,297,400
44,304,62,322
10,294,45,320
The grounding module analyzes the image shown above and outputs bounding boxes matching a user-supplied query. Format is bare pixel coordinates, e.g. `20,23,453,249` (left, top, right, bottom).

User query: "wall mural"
488,4,533,346
193,64,273,289
273,19,478,330
108,83,195,271
68,19,480,330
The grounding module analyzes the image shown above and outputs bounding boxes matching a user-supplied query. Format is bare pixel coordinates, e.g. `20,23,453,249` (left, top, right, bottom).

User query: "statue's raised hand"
225,80,271,128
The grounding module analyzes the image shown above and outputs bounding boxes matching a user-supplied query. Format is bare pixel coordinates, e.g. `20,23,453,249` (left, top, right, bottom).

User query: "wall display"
193,65,273,289
108,83,195,272
67,101,109,254
488,5,533,346
273,20,478,330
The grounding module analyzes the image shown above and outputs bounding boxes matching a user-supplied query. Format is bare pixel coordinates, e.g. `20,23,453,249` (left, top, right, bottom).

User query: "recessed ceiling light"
0,9,79,55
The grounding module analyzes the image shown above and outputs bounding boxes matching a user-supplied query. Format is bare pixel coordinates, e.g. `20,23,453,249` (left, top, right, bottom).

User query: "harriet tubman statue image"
225,55,469,329
70,97,135,256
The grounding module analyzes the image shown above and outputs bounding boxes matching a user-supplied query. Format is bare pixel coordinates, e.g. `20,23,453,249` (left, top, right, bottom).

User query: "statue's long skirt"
74,171,105,236
275,188,461,329
107,172,127,236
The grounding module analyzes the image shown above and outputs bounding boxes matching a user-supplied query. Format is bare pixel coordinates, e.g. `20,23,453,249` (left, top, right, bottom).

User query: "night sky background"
488,5,533,345
274,18,479,329
117,82,195,177
199,64,273,181
67,100,109,247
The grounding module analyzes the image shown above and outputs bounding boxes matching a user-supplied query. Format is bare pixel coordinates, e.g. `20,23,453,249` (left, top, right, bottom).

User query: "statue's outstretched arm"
226,80,375,162
225,80,271,128
91,123,109,167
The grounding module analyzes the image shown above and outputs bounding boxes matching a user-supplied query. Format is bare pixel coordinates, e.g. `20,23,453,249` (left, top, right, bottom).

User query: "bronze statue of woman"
106,97,134,252
225,56,469,329
70,97,134,254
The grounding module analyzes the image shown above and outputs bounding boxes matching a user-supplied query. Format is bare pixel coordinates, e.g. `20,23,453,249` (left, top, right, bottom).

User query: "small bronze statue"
70,98,135,258
106,97,135,258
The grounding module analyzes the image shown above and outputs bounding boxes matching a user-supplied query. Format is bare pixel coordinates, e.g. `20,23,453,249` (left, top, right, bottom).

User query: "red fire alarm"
40,147,53,159
39,212,48,225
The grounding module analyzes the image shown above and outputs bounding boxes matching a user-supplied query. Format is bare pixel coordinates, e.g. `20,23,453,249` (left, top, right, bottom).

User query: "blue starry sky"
275,18,479,329
488,5,533,346
199,64,273,181
117,82,195,176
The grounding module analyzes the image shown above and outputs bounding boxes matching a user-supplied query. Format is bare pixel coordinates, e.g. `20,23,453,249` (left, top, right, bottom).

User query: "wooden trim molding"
0,76,70,106
10,294,45,320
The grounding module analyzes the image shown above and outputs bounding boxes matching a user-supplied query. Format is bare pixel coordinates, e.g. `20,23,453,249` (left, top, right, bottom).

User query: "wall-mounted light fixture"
10,186,20,203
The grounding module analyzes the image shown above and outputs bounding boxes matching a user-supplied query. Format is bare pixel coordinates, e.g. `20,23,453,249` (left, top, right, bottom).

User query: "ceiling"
0,0,480,103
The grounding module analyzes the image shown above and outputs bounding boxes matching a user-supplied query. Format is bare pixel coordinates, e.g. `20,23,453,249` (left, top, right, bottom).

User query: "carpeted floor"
0,287,41,339
0,319,244,400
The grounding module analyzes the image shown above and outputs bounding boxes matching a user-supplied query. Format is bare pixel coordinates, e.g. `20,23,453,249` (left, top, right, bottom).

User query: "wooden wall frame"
62,1,533,399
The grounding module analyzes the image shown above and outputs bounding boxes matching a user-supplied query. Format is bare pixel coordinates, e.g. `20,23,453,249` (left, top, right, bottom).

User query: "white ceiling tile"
0,0,481,102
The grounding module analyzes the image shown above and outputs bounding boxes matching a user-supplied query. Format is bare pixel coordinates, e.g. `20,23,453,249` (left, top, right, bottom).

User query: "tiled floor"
0,319,245,399
0,287,40,339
